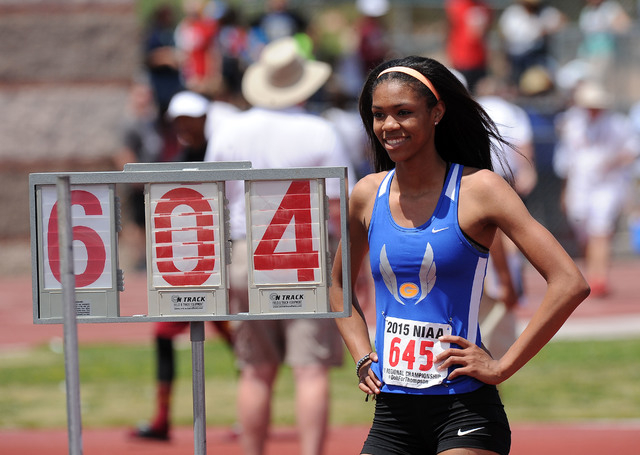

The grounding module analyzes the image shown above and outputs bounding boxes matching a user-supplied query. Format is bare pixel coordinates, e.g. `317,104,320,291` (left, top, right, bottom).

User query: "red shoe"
589,280,609,298
129,423,170,441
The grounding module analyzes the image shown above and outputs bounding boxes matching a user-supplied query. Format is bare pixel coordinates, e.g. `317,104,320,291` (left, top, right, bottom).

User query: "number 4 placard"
247,179,329,314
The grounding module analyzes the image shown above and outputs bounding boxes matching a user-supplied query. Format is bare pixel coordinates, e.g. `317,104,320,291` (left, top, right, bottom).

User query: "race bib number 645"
382,316,451,389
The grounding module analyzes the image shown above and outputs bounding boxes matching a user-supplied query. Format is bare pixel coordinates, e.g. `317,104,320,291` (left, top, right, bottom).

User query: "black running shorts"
361,385,511,455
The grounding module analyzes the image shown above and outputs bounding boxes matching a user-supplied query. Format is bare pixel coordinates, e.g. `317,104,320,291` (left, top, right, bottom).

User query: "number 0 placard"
146,182,229,316
247,179,329,314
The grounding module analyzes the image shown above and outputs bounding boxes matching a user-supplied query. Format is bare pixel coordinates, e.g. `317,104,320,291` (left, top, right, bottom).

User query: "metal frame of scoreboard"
29,162,351,324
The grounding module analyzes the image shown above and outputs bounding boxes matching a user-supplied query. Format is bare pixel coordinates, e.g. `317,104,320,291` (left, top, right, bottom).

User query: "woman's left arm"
437,170,590,384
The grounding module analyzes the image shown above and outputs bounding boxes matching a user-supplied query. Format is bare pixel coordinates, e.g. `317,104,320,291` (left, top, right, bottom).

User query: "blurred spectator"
205,36,354,455
166,90,210,161
113,79,165,270
165,89,243,162
476,76,536,197
577,0,632,82
247,0,310,62
475,74,536,358
498,0,566,85
629,98,640,137
321,78,371,180
142,4,184,117
115,79,165,168
255,0,307,42
214,4,250,101
130,320,234,441
555,57,592,94
554,80,640,297
445,0,493,95
311,7,363,99
355,0,391,75
129,90,239,442
628,98,640,250
516,66,575,249
174,0,219,93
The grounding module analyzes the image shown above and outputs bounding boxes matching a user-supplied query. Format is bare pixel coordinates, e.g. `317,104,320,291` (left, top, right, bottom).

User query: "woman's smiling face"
371,79,436,164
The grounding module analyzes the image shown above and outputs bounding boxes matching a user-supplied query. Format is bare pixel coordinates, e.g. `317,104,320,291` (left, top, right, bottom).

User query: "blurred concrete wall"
0,0,139,240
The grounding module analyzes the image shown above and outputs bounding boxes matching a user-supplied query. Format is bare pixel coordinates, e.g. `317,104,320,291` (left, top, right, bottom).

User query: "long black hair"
358,56,511,176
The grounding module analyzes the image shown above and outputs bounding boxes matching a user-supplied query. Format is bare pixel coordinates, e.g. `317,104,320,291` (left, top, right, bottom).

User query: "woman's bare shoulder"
461,167,511,193
350,171,389,221
459,167,519,218
352,171,389,199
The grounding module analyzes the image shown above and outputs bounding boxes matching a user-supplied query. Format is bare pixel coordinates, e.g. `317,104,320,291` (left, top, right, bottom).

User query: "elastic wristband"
355,352,372,377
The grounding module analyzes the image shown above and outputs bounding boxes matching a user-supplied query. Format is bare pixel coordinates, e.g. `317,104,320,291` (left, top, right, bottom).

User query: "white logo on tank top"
379,243,436,304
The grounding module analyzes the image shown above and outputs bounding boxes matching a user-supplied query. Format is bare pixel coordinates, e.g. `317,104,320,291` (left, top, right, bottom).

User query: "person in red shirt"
174,0,218,92
356,0,391,74
445,0,493,94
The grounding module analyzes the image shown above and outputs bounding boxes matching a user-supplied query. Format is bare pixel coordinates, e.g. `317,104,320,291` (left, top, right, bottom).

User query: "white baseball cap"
357,0,389,17
166,91,210,120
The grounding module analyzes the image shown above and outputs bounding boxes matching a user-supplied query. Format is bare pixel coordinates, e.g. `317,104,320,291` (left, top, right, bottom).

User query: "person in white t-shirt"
578,0,632,82
205,36,354,455
554,80,640,297
498,0,566,84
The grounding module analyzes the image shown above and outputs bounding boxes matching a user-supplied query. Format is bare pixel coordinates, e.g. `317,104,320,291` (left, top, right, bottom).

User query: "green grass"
1,338,639,430
500,337,640,421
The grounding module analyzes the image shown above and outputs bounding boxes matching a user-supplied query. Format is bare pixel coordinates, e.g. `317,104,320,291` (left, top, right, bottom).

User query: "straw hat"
242,37,331,109
574,81,612,109
519,65,553,96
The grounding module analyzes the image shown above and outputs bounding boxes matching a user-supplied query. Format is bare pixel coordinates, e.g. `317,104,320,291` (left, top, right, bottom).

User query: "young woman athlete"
329,56,590,455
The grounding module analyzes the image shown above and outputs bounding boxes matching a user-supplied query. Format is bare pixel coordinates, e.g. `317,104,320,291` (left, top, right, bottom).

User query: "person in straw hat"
205,36,355,455
554,80,640,297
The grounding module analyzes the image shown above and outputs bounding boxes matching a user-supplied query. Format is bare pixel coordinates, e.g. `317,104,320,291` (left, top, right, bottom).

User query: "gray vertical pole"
57,176,83,455
191,321,207,455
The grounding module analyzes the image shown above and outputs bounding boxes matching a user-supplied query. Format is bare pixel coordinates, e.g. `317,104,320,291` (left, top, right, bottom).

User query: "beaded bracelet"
355,352,372,378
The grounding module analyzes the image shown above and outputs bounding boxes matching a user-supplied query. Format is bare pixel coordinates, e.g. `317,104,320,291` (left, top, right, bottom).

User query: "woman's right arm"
329,175,383,395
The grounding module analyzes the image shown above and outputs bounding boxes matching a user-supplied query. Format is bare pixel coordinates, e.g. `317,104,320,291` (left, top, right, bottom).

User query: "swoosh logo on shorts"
457,427,484,436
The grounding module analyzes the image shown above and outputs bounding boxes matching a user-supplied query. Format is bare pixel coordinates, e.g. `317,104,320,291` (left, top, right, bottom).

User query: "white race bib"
382,316,451,389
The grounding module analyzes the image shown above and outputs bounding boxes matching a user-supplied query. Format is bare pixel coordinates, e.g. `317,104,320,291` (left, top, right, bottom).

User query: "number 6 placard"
36,184,120,319
246,179,329,314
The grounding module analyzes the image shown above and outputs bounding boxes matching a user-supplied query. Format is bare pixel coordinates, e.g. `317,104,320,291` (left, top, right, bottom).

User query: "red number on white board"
153,187,215,286
47,190,106,287
253,180,318,282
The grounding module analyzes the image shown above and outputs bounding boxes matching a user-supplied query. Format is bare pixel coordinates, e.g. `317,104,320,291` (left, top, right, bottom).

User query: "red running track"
2,421,640,455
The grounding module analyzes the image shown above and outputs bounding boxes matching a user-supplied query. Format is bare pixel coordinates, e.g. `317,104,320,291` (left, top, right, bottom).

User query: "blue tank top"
368,163,487,395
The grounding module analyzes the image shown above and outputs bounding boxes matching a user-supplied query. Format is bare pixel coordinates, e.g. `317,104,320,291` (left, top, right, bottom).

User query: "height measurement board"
29,163,351,323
